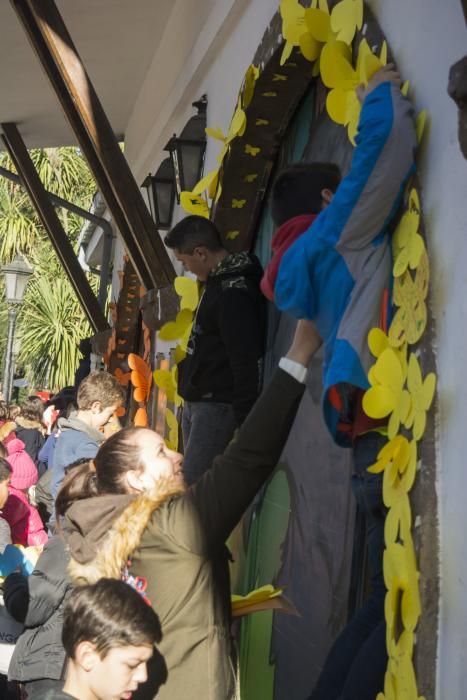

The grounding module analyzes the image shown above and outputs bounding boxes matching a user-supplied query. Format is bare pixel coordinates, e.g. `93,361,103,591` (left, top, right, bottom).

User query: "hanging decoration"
128,353,153,427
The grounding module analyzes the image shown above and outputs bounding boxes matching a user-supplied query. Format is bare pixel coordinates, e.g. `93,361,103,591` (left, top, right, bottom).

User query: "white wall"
366,1,467,697
125,0,280,188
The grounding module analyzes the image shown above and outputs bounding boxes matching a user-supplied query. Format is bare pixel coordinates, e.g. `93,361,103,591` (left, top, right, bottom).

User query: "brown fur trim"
68,480,184,585
15,416,43,431
0,421,16,442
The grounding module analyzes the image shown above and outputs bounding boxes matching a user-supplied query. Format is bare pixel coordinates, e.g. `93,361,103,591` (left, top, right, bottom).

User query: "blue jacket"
275,83,417,444
50,415,104,504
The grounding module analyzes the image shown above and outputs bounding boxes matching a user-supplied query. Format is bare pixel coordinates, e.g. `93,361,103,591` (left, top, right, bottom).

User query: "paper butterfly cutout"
128,353,152,427
180,192,209,218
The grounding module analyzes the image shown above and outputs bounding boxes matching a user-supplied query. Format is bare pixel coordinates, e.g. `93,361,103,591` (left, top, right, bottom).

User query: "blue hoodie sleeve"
274,82,416,320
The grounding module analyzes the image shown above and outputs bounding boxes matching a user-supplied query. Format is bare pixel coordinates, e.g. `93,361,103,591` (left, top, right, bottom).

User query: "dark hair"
20,396,45,423
0,401,8,422
0,457,11,481
165,215,224,253
77,371,125,411
271,162,341,226
62,578,161,659
55,427,146,520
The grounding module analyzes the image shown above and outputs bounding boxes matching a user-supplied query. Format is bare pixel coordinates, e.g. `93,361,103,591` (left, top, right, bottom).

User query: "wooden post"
10,0,175,290
1,122,109,334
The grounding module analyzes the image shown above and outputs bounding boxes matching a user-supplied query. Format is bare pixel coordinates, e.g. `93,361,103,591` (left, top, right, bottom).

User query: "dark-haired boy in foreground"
32,578,162,700
263,65,417,699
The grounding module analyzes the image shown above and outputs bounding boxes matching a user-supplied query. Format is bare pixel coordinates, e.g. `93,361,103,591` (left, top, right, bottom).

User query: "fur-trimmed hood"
66,482,184,585
0,420,16,443
15,416,43,431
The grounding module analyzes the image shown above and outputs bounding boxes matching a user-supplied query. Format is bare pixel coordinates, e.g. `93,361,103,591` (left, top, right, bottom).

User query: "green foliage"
18,274,91,391
0,146,99,391
0,147,94,260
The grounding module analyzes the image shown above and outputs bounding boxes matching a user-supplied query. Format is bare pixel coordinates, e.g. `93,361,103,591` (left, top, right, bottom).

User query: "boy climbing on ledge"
262,65,417,700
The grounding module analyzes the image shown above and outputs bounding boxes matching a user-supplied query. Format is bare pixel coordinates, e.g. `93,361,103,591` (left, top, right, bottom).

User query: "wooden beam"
1,122,109,334
10,0,175,290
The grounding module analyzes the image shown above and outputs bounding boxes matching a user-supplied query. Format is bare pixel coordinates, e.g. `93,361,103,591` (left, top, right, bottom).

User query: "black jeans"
308,432,388,700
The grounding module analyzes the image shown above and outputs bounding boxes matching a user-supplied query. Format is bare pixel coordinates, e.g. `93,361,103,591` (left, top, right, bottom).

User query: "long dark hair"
55,427,146,521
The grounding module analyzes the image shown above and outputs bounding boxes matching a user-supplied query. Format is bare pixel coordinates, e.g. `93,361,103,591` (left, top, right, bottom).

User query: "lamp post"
1,254,33,402
142,157,176,230
165,94,207,201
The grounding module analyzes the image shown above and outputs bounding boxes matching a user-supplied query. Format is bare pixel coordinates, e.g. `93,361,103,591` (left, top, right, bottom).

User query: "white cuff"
278,357,308,385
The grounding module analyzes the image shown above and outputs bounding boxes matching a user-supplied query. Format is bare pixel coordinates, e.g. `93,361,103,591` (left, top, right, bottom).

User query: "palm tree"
0,146,99,391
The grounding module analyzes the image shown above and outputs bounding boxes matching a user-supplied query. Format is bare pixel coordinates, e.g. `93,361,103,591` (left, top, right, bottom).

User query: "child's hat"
6,438,38,490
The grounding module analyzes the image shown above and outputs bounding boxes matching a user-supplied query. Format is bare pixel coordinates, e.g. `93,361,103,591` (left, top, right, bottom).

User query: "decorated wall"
109,0,467,697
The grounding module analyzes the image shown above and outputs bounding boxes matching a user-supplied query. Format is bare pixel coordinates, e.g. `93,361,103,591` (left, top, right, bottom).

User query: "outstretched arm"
325,64,417,251
165,321,321,554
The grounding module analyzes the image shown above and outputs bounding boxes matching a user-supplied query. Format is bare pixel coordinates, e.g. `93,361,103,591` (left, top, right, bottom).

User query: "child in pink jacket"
3,438,48,546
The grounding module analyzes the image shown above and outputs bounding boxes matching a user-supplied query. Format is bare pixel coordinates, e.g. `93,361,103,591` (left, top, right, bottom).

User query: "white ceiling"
0,0,174,148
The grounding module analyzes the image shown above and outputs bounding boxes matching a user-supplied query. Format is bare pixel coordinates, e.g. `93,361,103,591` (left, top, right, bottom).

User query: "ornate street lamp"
165,94,207,201
142,158,176,230
1,254,33,402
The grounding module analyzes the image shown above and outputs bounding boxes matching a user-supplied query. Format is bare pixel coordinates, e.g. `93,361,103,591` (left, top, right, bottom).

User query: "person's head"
0,401,8,422
271,162,342,226
0,458,11,509
20,395,45,424
6,438,38,491
77,371,126,431
56,427,184,520
62,578,162,700
7,404,20,422
165,215,227,281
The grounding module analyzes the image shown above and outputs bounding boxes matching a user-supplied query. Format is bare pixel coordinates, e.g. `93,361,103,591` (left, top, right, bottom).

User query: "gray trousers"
181,401,237,485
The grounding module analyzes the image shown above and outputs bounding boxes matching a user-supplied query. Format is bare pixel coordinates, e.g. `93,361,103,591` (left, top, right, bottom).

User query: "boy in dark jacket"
165,217,265,485
263,65,417,699
32,579,162,700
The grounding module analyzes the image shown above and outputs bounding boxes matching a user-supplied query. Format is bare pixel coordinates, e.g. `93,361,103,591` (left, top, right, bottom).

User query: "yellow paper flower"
393,189,425,278
363,347,410,439
174,344,186,364
165,408,179,451
279,0,309,65
320,38,386,144
368,435,417,544
367,328,408,378
389,249,430,347
330,0,363,45
153,368,177,403
158,309,193,342
404,353,436,440
384,536,421,634
174,276,199,311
